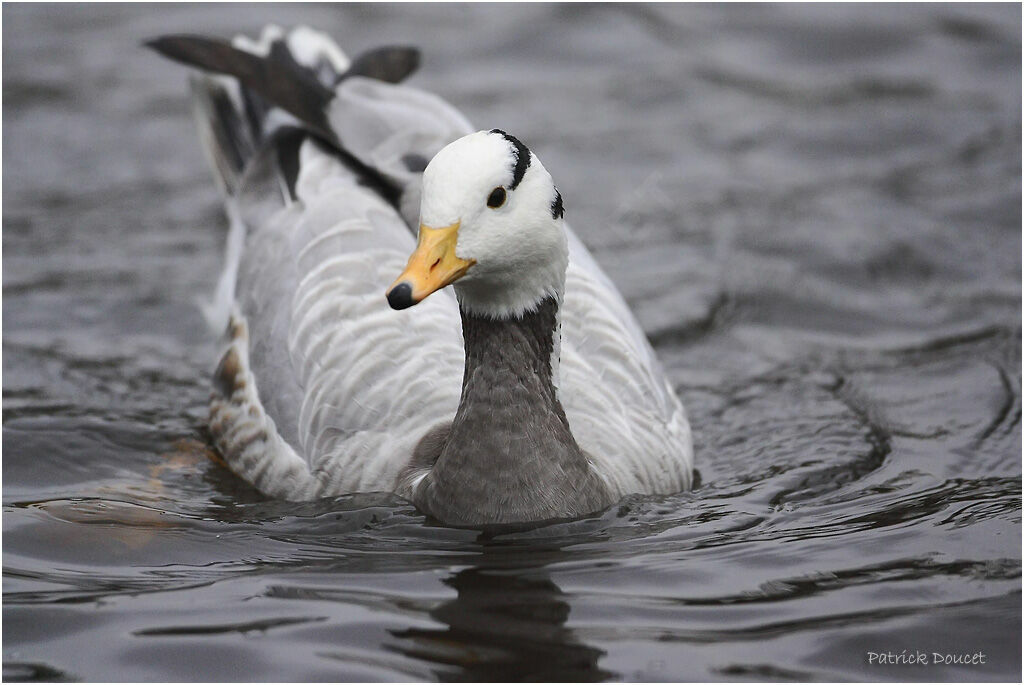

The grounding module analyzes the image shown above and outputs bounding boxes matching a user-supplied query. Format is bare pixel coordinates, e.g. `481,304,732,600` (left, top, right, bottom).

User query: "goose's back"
231,142,463,497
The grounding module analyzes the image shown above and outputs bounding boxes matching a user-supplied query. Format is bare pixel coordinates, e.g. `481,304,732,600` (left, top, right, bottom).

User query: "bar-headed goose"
149,25,692,525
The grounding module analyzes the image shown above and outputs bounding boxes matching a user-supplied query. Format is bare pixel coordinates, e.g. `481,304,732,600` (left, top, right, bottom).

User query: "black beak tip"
387,282,416,310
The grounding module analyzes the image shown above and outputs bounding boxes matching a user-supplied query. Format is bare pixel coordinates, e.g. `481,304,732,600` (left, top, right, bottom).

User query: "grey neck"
413,296,611,525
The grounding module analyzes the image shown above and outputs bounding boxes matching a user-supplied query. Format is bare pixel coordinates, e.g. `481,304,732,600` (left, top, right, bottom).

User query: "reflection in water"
389,548,612,681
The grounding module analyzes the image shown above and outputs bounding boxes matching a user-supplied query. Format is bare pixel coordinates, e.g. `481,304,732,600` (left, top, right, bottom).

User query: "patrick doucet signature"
867,650,988,666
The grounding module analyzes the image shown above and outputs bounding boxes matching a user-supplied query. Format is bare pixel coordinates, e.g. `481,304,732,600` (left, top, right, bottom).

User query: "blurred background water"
3,2,1021,681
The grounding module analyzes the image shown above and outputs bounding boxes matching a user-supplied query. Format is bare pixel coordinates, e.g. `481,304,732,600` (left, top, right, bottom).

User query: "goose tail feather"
147,27,427,331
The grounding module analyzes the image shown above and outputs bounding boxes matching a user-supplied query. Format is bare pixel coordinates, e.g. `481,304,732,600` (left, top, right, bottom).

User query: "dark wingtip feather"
345,46,421,84
145,33,337,146
148,30,407,210
144,34,223,67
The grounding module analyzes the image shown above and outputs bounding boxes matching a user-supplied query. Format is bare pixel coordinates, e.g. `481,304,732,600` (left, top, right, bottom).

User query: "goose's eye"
486,186,506,209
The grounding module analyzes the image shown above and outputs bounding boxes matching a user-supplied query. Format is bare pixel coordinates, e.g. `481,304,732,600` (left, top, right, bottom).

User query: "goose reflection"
388,546,612,681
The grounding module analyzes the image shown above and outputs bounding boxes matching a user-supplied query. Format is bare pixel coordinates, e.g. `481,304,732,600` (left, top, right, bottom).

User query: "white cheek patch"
419,131,519,227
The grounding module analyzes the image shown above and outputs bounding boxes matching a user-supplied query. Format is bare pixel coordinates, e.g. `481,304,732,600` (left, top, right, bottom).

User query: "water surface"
3,3,1021,681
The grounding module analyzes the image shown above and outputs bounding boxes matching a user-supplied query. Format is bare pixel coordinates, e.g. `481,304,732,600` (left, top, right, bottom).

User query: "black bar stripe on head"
490,128,531,190
551,189,564,219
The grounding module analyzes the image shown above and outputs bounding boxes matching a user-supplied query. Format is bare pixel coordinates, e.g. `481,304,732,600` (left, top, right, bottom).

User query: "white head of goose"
148,26,693,527
387,129,566,319
386,130,609,524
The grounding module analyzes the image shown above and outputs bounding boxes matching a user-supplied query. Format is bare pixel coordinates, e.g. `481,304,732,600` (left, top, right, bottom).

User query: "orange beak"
386,221,475,310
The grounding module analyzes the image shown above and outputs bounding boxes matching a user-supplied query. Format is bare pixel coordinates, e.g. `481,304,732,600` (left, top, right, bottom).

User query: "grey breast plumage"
412,298,613,525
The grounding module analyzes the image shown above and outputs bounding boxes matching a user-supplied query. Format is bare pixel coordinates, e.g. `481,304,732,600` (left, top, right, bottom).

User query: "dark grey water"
3,3,1021,681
